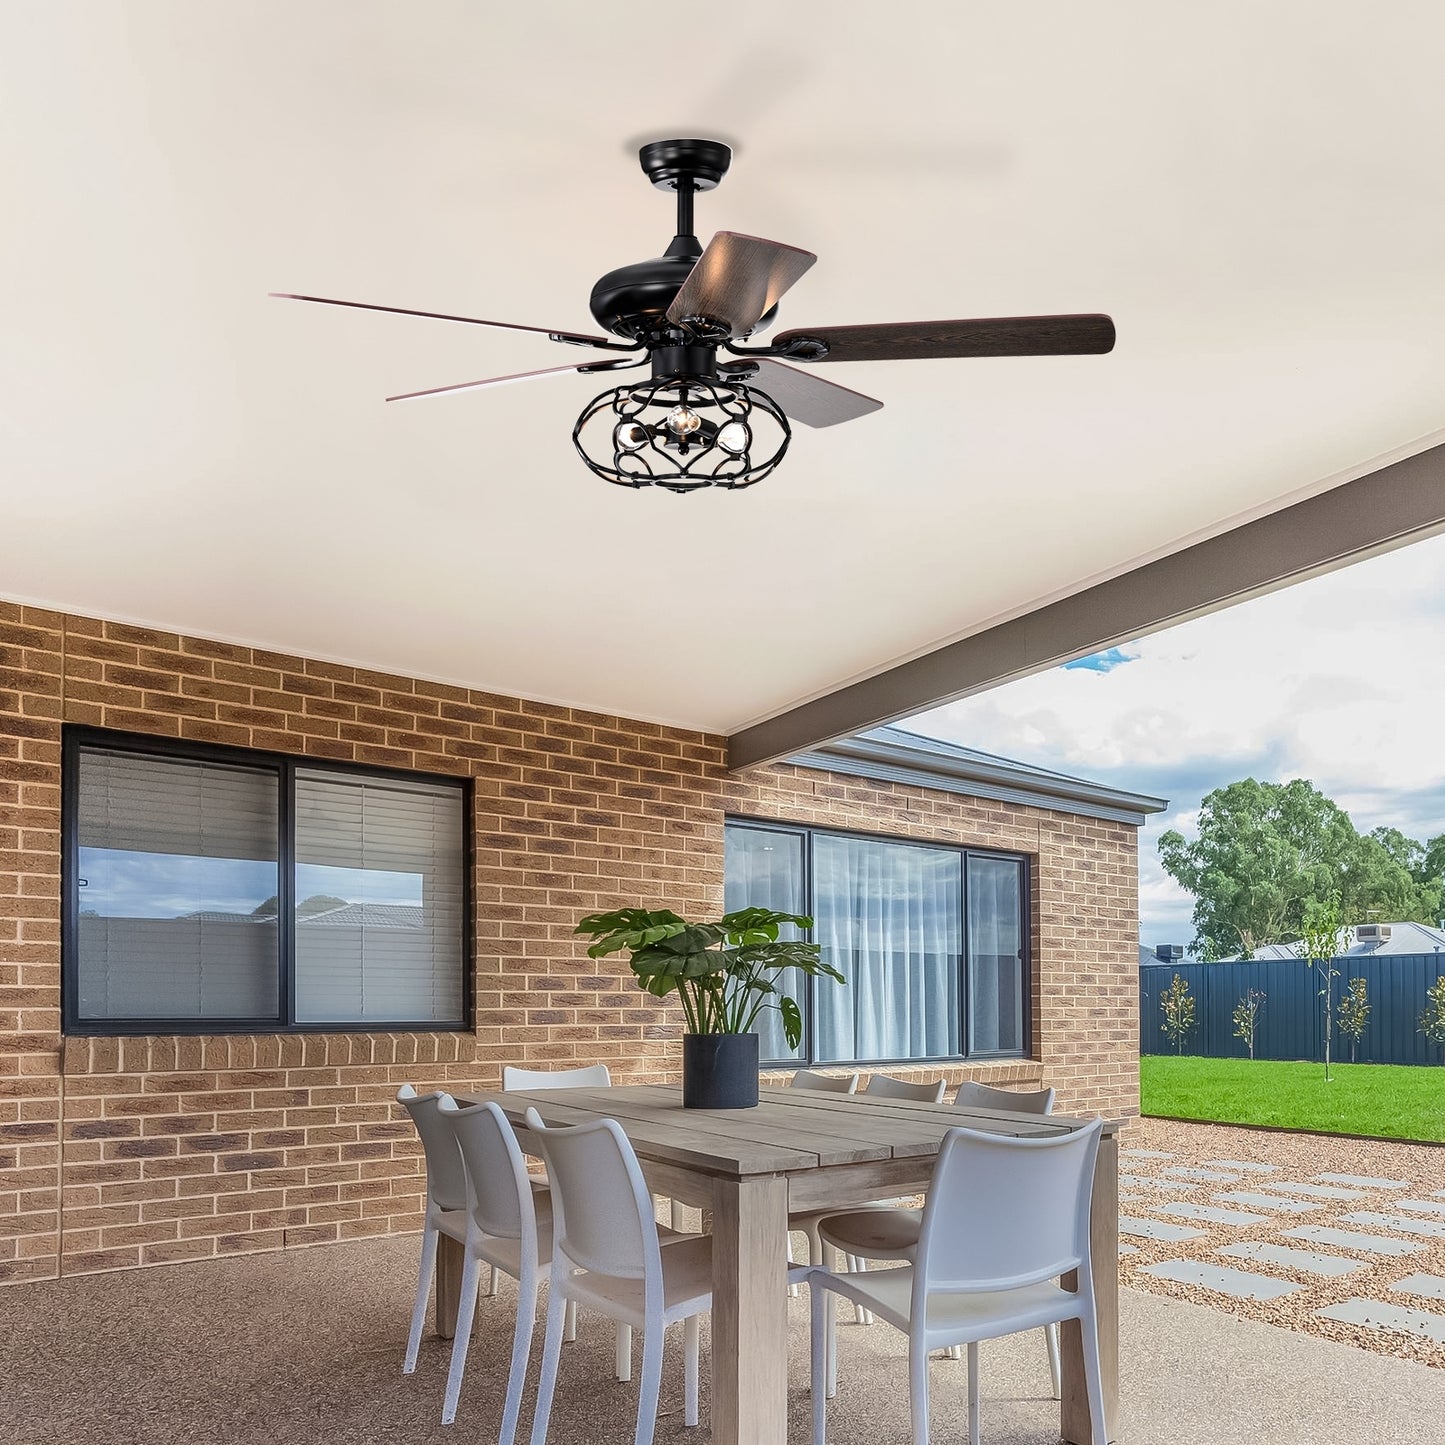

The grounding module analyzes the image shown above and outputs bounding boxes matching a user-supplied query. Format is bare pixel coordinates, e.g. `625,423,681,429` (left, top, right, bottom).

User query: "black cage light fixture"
273,137,1116,494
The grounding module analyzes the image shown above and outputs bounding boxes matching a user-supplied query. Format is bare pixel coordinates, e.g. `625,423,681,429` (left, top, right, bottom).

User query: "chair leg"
441,1253,482,1425
498,1263,537,1445
403,1223,438,1374
684,1315,700,1427
851,1257,874,1326
810,1284,828,1445
527,1282,570,1445
564,1297,578,1343
966,1341,980,1445
634,1326,664,1445
616,1322,633,1382
485,1262,499,1298
1077,1306,1109,1445
787,1232,799,1298
825,1290,839,1399
671,1197,685,1232
1045,1321,1062,1400
908,1338,931,1445
945,1344,962,1362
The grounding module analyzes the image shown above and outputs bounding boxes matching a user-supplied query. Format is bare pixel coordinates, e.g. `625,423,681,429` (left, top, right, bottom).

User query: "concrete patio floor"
5,1234,1444,1444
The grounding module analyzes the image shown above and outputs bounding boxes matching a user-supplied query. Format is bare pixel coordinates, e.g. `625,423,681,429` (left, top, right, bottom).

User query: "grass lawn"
1141,1054,1445,1142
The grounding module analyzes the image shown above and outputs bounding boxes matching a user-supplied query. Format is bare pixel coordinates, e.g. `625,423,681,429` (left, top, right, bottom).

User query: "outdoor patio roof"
5,5,1445,755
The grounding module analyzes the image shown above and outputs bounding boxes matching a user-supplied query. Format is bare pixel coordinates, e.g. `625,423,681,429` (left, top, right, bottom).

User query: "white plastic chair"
435,1096,550,1439
525,1107,713,1445
810,1118,1108,1445
397,1085,472,1375
820,1078,1061,1381
502,1063,613,1090
783,1068,861,1292
790,1067,861,1094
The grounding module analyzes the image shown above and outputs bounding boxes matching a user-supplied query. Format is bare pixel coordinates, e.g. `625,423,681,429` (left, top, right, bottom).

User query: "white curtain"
813,836,962,1062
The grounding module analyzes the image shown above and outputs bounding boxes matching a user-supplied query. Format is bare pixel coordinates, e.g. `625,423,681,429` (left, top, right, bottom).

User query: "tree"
1337,977,1370,1064
1421,978,1445,1063
1299,892,1346,1082
1159,974,1196,1055
1157,778,1445,960
1232,989,1266,1060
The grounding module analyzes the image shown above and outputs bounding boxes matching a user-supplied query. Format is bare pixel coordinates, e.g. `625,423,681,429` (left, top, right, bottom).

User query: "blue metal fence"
1139,953,1445,1064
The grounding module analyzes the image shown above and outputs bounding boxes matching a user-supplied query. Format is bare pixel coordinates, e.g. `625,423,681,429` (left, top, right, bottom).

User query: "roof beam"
727,436,1445,770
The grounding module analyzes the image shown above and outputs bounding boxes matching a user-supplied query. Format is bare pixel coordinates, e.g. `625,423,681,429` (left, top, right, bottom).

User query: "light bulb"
716,421,749,455
614,420,650,452
665,404,702,438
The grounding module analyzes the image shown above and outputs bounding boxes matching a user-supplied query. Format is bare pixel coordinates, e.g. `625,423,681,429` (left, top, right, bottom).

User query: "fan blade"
666,232,816,337
270,292,616,349
387,360,620,403
771,313,1116,363
742,359,882,428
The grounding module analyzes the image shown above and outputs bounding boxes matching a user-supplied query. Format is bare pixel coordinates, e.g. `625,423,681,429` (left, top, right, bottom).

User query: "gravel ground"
1120,1116,1445,1367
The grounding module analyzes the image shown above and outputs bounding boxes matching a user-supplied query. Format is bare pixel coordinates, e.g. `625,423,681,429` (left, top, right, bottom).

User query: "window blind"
292,768,464,1025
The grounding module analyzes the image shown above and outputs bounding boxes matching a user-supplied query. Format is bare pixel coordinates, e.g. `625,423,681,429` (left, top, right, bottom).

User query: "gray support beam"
728,438,1445,770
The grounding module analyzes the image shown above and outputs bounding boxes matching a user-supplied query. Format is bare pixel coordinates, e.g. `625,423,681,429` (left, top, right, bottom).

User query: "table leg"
1061,1131,1119,1444
436,1233,463,1340
711,1174,790,1445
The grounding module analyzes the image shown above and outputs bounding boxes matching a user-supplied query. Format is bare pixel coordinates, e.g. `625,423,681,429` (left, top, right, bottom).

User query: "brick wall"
0,602,1139,1285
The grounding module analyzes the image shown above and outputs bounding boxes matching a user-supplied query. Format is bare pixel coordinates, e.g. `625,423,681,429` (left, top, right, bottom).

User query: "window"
724,820,1029,1067
65,730,468,1033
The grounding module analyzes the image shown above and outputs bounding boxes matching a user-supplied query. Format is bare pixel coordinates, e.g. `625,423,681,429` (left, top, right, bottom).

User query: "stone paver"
1342,1211,1445,1240
1397,1198,1445,1217
1317,1298,1445,1345
1392,1274,1445,1302
1164,1166,1243,1182
1206,1159,1279,1173
1141,1259,1303,1301
1217,1241,1366,1278
1154,1201,1270,1226
1214,1190,1323,1214
1119,1175,1193,1192
1118,1242,1139,1256
1283,1225,1426,1258
1121,1149,1174,1159
1314,1173,1408,1190
1259,1180,1368,1201
1120,1216,1208,1243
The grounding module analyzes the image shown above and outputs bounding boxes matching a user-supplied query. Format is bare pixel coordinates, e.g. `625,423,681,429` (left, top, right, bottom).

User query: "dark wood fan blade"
665,232,816,337
387,361,615,402
771,313,1116,363
743,359,883,428
270,292,615,348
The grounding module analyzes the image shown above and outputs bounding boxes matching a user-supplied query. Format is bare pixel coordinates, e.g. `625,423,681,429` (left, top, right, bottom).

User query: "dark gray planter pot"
681,1032,759,1109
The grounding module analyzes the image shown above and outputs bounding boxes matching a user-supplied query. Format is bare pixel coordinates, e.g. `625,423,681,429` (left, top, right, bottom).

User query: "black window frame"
62,726,473,1036
725,816,1033,1069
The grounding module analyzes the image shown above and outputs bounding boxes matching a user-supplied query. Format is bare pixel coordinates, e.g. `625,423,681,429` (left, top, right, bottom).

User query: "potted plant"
575,906,844,1109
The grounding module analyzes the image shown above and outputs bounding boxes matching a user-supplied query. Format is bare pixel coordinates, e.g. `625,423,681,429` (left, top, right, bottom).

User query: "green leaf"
781,995,803,1050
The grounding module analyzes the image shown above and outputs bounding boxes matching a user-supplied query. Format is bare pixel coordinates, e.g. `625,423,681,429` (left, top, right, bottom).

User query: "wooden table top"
458,1083,1116,1181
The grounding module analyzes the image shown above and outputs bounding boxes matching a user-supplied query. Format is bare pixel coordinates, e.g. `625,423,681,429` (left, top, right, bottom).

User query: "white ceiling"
4,3,1444,734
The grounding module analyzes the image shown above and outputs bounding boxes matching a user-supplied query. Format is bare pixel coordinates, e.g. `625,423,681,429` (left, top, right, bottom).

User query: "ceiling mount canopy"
272,136,1115,492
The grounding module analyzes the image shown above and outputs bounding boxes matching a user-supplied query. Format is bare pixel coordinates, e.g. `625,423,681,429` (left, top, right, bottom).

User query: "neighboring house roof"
1140,944,1188,968
1169,921,1445,962
787,724,1169,827
175,904,424,928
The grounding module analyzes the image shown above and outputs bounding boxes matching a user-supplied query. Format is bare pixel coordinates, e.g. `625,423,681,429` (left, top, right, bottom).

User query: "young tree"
1337,977,1371,1064
1159,973,1197,1055
1232,989,1266,1060
1421,977,1445,1062
1298,892,1347,1082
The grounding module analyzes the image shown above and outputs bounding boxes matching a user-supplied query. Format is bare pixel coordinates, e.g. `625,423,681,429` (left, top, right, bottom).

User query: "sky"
908,530,1445,949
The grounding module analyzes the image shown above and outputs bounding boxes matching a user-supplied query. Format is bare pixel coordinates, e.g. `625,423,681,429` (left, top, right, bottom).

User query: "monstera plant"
575,906,844,1108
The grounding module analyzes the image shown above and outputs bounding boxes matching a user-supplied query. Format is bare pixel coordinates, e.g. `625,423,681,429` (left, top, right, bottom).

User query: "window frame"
61,726,473,1037
725,816,1033,1069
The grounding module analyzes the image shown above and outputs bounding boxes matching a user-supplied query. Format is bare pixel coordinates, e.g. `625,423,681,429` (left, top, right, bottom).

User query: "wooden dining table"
447,1083,1120,1445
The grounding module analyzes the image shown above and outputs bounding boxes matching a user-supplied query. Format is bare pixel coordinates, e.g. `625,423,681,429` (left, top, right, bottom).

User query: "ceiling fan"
273,138,1115,493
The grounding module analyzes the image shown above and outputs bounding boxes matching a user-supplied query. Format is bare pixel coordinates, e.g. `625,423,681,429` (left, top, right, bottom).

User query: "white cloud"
909,531,1445,944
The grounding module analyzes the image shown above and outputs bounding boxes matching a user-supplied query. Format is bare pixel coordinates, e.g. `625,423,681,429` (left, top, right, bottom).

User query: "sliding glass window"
724,820,1029,1067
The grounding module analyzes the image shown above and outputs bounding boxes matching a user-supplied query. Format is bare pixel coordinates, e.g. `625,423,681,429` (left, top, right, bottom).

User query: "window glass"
723,825,806,1062
293,769,465,1024
967,854,1026,1053
76,749,279,1020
